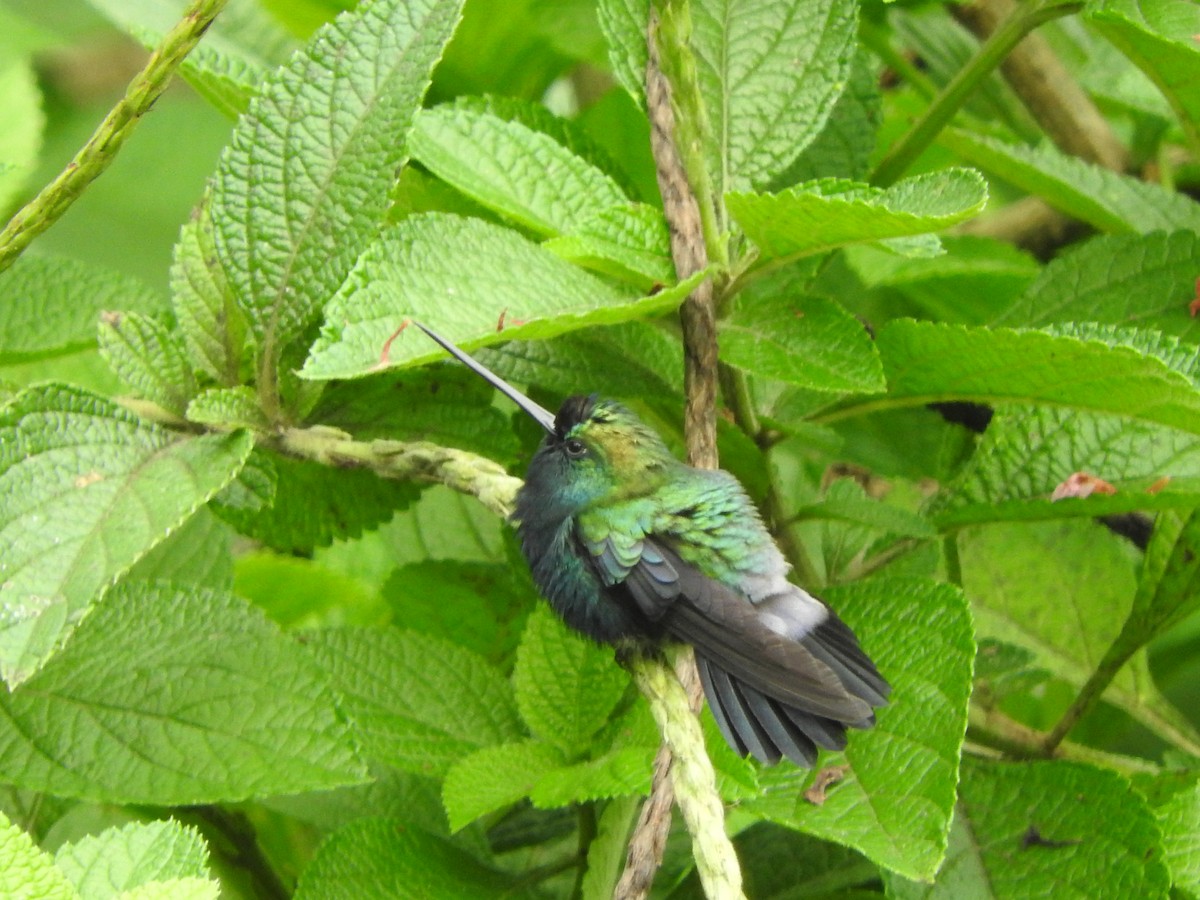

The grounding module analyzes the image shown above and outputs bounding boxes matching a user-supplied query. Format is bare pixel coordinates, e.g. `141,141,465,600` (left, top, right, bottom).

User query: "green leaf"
875,320,1200,436
54,820,210,899
932,405,1200,530
383,559,534,665
793,479,938,539
409,104,628,235
766,48,882,188
235,552,383,628
433,0,569,100
210,0,465,369
1087,0,1200,149
1124,507,1200,649
211,450,419,554
446,94,638,198
596,0,648,107
301,212,703,380
169,206,251,386
886,758,1170,898
721,294,885,393
304,627,524,777
512,606,630,756
960,520,1200,754
742,578,974,881
994,230,1200,340
543,202,674,290
529,745,655,808
477,321,683,402
308,366,520,460
442,740,564,832
0,811,78,900
941,128,1200,234
185,387,270,431
0,256,165,365
124,507,233,591
1134,769,1200,894
0,56,43,211
847,236,1039,326
728,169,988,263
97,311,197,416
689,0,859,192
0,580,366,803
294,818,527,899
0,385,252,686
316,485,508,594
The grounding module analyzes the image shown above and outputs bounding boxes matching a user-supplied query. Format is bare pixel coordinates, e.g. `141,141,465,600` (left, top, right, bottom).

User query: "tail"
693,612,888,767
661,556,890,767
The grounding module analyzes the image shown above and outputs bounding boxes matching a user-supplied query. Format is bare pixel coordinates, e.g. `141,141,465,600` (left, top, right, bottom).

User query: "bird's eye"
564,438,587,458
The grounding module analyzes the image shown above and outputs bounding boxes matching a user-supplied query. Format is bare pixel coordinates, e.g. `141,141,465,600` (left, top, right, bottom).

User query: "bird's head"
414,324,675,519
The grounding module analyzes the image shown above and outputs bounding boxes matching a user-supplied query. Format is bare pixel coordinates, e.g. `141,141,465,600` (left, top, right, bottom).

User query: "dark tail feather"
698,653,867,768
685,604,889,768
802,614,890,710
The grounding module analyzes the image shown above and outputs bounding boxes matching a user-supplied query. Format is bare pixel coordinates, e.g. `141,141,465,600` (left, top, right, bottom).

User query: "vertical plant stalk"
647,10,719,472
870,0,1083,187
616,7,738,900
0,0,230,273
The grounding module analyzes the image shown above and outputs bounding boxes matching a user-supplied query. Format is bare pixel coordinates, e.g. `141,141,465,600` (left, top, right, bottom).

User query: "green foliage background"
0,0,1198,896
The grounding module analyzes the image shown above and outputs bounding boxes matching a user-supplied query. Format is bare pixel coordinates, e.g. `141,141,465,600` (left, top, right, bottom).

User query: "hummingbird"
415,323,889,767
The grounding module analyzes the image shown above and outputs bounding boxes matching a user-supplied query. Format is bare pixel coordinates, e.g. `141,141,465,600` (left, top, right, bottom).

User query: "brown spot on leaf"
1146,476,1171,495
74,471,104,488
804,764,849,806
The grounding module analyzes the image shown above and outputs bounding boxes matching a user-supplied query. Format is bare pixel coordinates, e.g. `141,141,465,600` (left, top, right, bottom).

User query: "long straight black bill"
413,322,557,435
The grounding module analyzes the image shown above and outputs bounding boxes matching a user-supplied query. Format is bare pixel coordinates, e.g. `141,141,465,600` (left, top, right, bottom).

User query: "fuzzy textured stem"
273,426,522,519
870,0,1083,187
0,0,229,272
628,652,747,900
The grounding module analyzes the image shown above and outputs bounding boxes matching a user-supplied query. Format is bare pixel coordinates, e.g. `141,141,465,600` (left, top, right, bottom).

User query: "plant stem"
951,0,1125,170
0,0,229,272
272,426,523,519
648,10,719,471
967,705,1161,775
627,651,747,900
869,0,1083,187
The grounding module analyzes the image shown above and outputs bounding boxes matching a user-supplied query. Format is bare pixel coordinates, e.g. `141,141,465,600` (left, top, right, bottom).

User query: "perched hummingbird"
415,323,889,767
